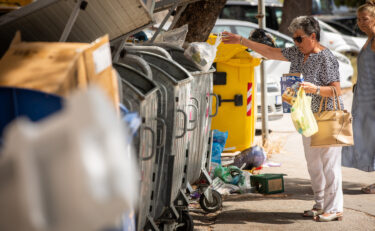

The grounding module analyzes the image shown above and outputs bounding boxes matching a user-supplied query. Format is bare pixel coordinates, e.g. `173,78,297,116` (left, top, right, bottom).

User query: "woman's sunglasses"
293,35,307,43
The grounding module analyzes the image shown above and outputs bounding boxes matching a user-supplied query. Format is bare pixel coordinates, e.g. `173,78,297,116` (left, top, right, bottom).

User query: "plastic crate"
250,173,285,194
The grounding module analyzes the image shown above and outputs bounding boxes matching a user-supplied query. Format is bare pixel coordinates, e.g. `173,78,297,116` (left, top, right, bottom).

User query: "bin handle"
209,93,219,117
141,126,156,161
176,109,187,138
155,117,166,148
189,97,199,123
187,104,198,131
157,88,168,118
190,97,199,107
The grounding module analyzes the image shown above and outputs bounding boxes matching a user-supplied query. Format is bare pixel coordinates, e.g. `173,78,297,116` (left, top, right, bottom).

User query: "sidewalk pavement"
192,90,375,231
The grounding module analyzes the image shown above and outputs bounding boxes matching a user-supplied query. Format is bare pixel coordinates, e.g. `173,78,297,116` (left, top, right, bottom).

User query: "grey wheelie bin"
113,63,164,231
119,50,194,230
151,44,222,213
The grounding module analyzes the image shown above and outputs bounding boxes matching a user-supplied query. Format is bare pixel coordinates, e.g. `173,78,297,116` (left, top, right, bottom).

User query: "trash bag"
119,104,142,137
213,129,228,147
211,129,228,165
184,33,221,71
212,142,223,164
232,145,267,170
214,165,244,185
154,24,188,47
291,87,318,137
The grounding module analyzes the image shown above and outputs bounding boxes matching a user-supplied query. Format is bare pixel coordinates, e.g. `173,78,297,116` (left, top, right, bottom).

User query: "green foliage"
334,0,367,7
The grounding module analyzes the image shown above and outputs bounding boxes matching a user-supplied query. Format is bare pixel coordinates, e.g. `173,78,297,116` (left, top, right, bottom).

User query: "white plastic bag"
291,87,318,137
184,33,222,72
154,24,188,48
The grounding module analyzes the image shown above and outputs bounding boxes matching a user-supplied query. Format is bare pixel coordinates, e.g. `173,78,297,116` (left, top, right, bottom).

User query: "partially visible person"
342,0,375,194
222,16,344,222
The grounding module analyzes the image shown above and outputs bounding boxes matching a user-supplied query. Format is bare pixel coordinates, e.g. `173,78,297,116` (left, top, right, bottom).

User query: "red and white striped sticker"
247,82,252,116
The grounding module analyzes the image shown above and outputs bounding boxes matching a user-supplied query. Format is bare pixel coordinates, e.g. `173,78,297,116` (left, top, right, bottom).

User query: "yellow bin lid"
207,34,261,66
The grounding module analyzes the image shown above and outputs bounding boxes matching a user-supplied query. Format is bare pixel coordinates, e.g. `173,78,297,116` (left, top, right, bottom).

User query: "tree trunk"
279,0,312,37
173,0,227,42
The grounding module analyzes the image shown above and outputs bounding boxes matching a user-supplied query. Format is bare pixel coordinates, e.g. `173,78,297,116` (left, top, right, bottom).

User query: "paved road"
193,90,375,230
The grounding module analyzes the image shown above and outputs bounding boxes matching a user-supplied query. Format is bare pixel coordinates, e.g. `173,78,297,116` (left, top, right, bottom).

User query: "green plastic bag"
214,165,244,185
291,87,318,137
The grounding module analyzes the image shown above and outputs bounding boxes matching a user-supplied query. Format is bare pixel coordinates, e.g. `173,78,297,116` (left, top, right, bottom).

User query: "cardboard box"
280,73,303,113
0,32,119,108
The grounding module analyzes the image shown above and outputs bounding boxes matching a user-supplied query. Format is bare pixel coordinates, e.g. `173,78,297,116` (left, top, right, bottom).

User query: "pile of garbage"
210,130,268,195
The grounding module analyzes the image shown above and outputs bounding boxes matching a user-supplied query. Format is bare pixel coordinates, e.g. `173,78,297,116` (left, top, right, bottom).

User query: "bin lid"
150,43,201,72
113,63,157,96
133,51,193,83
0,0,153,57
207,34,261,65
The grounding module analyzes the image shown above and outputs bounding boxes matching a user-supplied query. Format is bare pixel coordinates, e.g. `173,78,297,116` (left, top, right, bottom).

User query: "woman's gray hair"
288,16,321,41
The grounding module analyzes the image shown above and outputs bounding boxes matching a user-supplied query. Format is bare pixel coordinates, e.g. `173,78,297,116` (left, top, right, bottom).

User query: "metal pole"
169,3,188,29
258,0,269,146
59,0,86,42
149,1,179,43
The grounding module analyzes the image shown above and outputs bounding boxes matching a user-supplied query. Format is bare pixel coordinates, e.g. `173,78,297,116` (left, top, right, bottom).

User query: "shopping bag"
291,87,318,137
311,87,354,147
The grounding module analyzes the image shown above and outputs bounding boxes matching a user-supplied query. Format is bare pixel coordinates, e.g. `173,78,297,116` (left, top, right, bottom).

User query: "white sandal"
316,212,343,222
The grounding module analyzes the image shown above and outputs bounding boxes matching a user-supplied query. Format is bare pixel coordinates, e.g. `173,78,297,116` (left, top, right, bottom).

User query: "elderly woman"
342,0,375,194
222,16,344,222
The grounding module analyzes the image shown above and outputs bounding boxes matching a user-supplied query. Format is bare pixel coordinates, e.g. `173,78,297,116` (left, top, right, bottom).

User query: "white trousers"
302,136,343,213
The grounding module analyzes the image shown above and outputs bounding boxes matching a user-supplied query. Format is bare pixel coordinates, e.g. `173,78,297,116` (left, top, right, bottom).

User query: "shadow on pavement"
215,209,310,225
221,177,366,202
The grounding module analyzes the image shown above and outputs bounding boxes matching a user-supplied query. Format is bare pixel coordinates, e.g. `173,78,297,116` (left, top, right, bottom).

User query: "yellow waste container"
208,35,261,152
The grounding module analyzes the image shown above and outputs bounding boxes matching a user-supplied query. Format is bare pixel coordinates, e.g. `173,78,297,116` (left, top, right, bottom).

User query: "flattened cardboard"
0,32,119,108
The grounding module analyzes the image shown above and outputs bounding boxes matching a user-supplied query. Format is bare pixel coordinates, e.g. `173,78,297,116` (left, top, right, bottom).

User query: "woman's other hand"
300,82,318,94
222,31,241,44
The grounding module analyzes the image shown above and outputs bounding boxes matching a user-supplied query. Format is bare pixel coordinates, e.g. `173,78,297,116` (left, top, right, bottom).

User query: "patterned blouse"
281,46,344,113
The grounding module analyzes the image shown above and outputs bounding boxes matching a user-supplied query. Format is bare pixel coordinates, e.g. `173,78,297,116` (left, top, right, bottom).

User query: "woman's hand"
222,31,242,44
300,82,318,94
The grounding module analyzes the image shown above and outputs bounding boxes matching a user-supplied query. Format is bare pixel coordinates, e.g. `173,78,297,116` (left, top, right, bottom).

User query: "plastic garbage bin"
208,35,261,152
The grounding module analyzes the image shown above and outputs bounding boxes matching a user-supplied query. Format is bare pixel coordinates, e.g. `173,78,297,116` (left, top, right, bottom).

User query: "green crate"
250,173,286,194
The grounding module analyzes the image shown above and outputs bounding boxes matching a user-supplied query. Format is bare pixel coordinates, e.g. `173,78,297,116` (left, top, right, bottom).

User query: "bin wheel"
199,190,222,213
176,210,194,231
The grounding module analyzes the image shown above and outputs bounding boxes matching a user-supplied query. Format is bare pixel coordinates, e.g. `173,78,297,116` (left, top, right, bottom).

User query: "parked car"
221,0,366,55
219,0,283,31
212,19,354,120
319,18,365,37
318,18,367,55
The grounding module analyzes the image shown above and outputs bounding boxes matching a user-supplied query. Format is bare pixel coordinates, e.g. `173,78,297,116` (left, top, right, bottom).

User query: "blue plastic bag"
232,145,267,170
211,130,228,164
119,104,141,137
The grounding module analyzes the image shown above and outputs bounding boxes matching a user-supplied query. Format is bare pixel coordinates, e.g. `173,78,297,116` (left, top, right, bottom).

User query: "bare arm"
300,81,342,96
222,31,288,61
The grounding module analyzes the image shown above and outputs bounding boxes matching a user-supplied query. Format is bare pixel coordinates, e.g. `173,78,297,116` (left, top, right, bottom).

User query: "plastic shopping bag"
184,33,222,72
291,87,318,137
154,24,189,47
